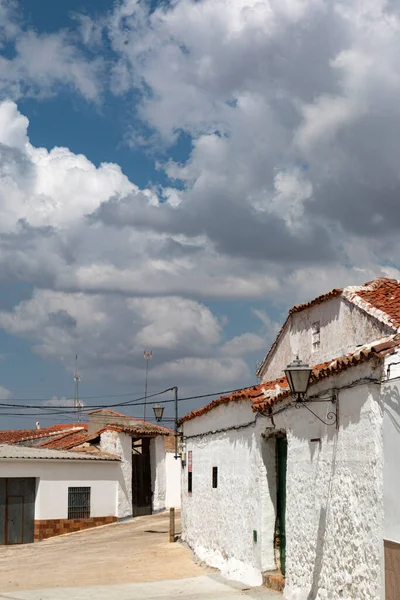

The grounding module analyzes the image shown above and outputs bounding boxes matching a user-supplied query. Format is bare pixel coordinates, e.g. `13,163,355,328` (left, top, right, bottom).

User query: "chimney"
35,421,40,430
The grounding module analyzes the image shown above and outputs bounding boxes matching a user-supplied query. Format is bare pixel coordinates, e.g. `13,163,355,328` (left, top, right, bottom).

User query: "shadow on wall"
382,382,400,433
307,433,338,600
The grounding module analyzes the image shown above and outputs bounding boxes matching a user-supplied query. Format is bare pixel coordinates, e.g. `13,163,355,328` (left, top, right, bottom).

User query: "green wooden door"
276,438,287,576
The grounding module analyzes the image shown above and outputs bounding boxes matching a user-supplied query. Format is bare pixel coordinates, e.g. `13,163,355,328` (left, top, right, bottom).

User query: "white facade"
182,362,387,599
100,429,132,518
261,297,392,382
165,452,181,508
151,436,167,512
0,459,118,520
100,430,181,517
383,352,400,546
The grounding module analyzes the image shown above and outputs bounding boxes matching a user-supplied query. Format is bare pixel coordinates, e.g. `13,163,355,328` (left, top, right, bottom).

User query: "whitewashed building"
0,409,181,544
180,277,400,600
0,444,119,543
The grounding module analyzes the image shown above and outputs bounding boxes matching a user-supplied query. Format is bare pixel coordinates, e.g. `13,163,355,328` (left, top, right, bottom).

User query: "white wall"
165,452,181,509
273,365,384,600
262,297,392,382
182,401,275,586
100,430,132,519
383,352,400,545
150,436,166,512
182,363,386,599
0,460,118,520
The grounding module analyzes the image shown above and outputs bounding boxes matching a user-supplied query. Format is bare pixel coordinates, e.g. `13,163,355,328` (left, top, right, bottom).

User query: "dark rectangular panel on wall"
132,438,152,517
0,478,36,545
0,479,6,545
7,495,24,545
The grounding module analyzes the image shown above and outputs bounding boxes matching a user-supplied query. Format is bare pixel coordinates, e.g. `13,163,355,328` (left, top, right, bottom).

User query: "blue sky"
0,0,399,428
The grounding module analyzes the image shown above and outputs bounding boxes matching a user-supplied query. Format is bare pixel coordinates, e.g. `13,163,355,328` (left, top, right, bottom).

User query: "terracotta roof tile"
0,424,86,445
39,430,89,450
97,422,172,437
181,335,400,424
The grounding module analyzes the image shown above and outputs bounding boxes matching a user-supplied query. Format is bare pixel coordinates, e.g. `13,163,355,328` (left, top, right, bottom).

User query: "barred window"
68,487,91,519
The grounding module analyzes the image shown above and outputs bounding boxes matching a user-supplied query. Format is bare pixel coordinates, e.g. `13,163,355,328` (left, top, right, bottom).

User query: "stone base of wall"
264,571,285,593
34,516,117,541
385,539,400,600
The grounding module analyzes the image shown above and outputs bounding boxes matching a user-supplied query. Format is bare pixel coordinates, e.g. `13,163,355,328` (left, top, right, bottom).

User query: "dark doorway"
276,437,287,576
132,438,152,517
0,478,36,545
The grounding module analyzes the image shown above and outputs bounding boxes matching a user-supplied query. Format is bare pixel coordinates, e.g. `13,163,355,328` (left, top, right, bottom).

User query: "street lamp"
284,356,313,401
153,403,165,422
151,387,182,459
283,356,338,427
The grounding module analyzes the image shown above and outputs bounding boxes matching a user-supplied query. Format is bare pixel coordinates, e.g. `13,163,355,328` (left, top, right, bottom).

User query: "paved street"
0,512,280,599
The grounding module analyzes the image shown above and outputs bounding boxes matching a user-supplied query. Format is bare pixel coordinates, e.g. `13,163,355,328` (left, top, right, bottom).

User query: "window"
212,466,218,488
68,487,91,519
188,450,193,493
312,321,320,351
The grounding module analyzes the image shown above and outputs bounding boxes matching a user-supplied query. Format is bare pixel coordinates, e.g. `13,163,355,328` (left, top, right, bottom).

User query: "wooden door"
132,438,152,517
0,478,35,545
276,438,287,576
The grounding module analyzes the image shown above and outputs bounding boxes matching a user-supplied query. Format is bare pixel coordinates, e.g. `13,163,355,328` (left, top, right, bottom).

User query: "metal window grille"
68,487,91,519
212,466,218,488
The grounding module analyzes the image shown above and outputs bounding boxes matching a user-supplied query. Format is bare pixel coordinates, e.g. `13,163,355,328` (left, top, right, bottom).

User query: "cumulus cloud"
2,0,400,392
0,1,102,101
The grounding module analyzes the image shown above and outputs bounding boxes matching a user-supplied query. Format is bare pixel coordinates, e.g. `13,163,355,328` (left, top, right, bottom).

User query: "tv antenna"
143,350,152,421
74,354,83,423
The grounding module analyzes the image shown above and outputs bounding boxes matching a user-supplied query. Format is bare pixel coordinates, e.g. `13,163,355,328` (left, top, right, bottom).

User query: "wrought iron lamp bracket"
294,390,338,428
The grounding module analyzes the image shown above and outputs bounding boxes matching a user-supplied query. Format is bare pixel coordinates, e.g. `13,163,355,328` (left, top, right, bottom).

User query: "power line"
0,385,253,415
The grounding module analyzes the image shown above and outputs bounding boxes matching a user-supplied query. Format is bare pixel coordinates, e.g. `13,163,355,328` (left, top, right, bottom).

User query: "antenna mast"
74,354,82,423
143,350,152,421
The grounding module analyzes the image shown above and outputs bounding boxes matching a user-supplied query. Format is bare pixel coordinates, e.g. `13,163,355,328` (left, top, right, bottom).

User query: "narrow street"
0,512,280,599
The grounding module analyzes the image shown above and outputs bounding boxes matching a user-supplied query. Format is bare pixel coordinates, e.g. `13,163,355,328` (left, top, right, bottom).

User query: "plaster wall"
182,363,385,599
0,460,118,519
150,436,166,511
165,452,181,508
272,364,385,600
382,352,400,545
100,430,132,518
181,401,276,586
262,297,392,382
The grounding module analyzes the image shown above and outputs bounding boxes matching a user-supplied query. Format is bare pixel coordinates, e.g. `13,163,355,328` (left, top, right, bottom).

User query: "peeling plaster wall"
262,297,392,382
100,430,132,519
182,364,385,599
181,401,276,586
150,436,166,512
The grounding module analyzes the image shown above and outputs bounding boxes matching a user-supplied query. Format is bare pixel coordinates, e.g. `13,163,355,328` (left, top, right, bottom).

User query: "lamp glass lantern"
153,403,165,422
284,356,313,400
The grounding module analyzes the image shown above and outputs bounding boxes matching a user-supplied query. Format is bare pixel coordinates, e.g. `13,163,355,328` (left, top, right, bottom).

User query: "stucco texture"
100,430,132,519
181,402,276,586
182,365,386,599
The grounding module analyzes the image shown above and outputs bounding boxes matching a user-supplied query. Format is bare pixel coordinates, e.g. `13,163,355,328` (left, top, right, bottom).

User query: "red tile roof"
257,277,400,377
180,335,400,424
96,422,173,437
39,429,90,450
0,424,86,445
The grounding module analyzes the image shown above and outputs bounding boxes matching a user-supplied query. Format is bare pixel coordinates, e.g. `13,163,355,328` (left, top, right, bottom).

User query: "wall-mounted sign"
188,450,192,472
